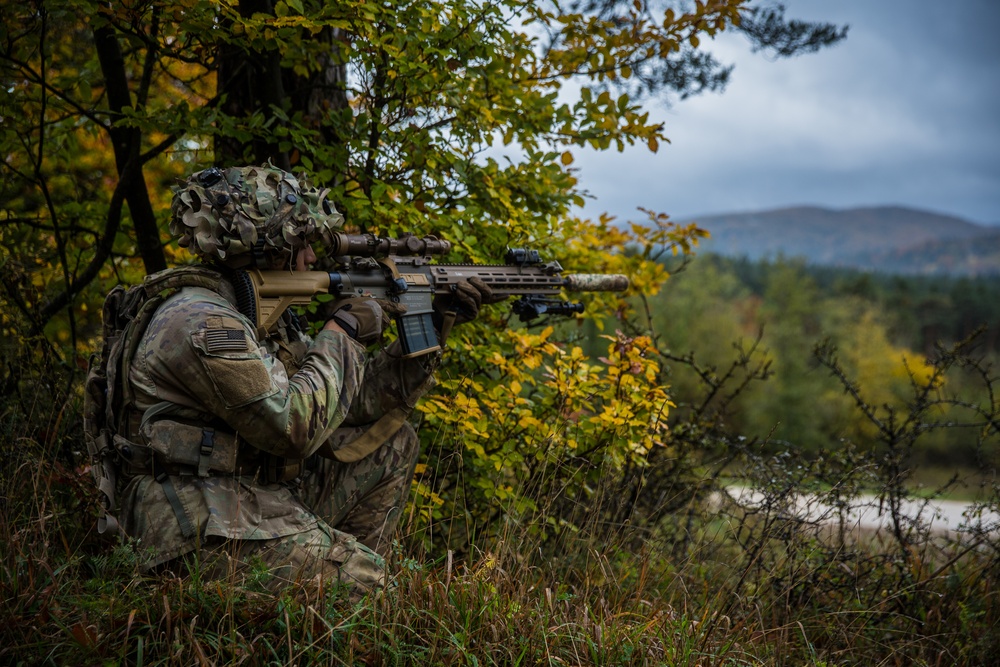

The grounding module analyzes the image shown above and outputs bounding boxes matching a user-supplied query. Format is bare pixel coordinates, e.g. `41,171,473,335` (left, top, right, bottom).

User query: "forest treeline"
641,253,1000,468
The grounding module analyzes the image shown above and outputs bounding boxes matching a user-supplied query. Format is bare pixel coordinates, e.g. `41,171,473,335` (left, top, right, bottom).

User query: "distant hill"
686,206,1000,276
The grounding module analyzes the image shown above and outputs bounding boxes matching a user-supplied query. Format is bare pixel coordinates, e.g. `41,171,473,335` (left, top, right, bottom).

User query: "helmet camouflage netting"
170,165,344,266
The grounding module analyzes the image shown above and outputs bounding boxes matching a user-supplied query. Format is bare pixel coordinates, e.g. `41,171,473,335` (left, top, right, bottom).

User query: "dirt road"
723,486,1000,535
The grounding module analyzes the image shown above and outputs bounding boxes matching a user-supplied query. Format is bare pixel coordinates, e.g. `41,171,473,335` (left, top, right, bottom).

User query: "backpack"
82,266,229,535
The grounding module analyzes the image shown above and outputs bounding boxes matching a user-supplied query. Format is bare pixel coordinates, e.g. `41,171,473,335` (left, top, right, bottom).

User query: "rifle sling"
155,471,196,539
438,310,457,347
331,406,410,463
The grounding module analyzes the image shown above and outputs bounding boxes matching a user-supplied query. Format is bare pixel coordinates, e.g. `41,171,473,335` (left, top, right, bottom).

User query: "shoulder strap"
105,293,166,438
110,265,233,437
143,264,228,297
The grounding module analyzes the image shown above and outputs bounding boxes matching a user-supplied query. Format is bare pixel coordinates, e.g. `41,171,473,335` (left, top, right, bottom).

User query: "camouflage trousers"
170,422,419,596
299,421,421,557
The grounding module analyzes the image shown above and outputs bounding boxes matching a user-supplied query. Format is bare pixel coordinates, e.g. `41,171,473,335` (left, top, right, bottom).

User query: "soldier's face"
294,245,317,272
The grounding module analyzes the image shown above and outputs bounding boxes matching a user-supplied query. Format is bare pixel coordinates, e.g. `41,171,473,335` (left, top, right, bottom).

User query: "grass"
3,449,999,666
906,465,997,502
1,522,742,665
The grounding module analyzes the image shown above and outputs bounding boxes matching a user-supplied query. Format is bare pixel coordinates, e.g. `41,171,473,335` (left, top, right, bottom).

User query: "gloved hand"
328,297,386,345
375,298,408,321
433,276,507,326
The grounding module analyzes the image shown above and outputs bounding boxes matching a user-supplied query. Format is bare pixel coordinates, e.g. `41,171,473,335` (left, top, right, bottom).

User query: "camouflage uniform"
116,166,437,595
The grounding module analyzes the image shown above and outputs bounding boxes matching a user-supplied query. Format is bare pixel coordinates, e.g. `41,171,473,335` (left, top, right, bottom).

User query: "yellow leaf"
648,135,659,152
560,151,574,165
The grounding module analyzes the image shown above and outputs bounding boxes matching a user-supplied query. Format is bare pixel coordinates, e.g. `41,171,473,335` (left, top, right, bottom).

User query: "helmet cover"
169,165,344,266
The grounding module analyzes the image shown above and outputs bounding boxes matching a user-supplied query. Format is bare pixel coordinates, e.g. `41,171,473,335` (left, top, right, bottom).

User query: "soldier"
107,165,497,595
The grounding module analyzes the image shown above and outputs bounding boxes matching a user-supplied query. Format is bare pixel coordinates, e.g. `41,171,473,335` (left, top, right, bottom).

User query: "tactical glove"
329,298,385,345
376,298,408,320
433,276,506,326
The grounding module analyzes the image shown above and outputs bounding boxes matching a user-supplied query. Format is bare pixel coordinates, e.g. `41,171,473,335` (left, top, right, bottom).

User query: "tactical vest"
83,265,298,536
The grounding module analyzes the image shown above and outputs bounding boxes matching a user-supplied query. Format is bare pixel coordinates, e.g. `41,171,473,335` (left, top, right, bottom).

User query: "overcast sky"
571,0,1000,226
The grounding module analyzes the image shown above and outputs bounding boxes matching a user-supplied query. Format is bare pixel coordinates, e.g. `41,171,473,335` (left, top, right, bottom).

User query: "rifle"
231,233,630,357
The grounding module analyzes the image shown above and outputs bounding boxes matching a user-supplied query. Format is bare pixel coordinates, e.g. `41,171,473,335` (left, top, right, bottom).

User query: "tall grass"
2,427,997,665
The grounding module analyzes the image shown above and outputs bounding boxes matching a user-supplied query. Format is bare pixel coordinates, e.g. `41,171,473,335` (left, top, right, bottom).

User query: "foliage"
703,331,1000,666
412,214,694,549
725,255,1000,355
1,0,838,549
613,249,1000,664
646,254,1000,467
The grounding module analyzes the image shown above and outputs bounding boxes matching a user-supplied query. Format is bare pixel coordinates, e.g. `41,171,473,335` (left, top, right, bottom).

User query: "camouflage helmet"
170,165,345,267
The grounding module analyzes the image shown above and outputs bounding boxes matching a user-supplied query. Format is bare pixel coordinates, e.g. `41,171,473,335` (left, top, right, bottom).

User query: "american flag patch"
205,328,248,352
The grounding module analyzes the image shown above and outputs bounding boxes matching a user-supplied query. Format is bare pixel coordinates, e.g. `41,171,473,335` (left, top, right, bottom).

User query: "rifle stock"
239,234,629,356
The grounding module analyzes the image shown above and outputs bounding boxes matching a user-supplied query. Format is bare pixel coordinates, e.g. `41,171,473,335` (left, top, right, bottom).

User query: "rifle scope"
328,232,451,258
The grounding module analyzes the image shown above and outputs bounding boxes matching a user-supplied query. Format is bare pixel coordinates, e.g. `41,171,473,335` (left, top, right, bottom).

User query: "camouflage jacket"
120,271,437,569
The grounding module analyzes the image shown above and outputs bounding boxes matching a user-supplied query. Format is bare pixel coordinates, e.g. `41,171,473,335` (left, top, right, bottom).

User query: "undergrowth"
2,436,998,665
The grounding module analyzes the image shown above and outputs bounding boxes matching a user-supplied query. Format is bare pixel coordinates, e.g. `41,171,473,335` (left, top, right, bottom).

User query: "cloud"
572,0,1000,225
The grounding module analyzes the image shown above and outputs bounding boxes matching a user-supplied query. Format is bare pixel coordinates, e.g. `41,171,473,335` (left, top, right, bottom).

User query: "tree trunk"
215,2,349,177
92,25,166,275
215,0,289,167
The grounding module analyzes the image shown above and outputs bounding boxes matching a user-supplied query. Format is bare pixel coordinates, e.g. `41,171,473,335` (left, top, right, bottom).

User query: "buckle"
200,427,215,456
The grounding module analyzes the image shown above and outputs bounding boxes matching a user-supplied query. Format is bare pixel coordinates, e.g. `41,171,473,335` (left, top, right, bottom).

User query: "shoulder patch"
205,328,249,353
